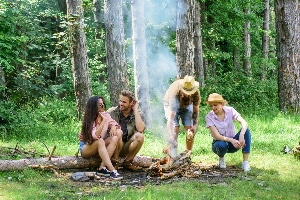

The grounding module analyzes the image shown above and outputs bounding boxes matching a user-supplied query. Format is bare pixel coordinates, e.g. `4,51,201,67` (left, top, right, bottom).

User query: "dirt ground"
1,145,243,188
63,163,242,189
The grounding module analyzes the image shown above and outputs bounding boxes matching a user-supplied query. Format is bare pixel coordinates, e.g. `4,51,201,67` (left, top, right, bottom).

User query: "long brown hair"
81,96,107,144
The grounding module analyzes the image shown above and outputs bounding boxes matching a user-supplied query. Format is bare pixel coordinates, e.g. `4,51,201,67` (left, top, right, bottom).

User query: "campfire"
147,150,202,179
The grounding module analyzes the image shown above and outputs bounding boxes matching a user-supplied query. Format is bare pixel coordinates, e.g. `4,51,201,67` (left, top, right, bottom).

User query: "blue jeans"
164,99,193,127
212,128,251,157
78,141,85,154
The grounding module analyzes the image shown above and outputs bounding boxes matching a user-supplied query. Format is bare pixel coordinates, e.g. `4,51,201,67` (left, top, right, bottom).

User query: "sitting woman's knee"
116,129,123,138
96,138,105,146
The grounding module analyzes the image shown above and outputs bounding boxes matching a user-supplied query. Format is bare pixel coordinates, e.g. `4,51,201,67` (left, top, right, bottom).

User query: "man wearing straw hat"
163,75,200,156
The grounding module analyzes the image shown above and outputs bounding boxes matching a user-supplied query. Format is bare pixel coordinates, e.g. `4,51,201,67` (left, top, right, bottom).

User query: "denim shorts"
164,99,193,127
78,141,85,153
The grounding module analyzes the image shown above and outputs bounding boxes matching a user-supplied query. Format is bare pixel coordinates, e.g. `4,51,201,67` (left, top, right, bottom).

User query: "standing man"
163,75,200,156
107,89,145,170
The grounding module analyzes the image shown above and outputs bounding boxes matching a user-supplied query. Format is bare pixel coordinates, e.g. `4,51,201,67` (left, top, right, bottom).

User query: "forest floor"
1,145,245,189
64,163,243,189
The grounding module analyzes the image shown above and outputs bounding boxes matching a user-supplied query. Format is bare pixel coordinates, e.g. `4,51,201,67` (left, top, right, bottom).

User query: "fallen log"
0,155,153,171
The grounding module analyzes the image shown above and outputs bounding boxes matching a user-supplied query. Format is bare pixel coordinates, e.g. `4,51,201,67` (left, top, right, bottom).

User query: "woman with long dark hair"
78,96,123,180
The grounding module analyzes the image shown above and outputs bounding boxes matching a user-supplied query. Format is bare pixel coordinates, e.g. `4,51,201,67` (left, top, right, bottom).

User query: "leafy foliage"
0,0,279,132
201,71,278,114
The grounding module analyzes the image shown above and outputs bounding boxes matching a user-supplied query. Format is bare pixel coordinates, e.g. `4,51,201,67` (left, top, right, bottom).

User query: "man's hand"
132,100,139,111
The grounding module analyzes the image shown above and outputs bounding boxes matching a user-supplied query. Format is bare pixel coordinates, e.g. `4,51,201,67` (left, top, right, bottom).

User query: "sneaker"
96,167,111,176
123,161,142,171
242,161,251,172
110,170,123,180
219,157,226,169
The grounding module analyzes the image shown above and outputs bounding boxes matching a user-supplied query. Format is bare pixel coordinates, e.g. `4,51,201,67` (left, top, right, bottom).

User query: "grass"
0,101,300,200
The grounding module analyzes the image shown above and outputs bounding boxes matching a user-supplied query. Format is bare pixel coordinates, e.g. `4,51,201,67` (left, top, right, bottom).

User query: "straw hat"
179,75,199,95
205,93,227,104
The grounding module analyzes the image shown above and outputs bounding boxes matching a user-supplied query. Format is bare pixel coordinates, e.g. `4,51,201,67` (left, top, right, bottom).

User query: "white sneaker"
242,161,251,172
219,157,226,169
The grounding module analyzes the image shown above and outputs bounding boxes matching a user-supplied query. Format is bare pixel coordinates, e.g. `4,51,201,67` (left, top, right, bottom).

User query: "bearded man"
107,90,145,171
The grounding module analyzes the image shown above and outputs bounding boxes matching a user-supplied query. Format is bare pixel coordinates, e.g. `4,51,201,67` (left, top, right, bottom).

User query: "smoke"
123,0,180,154
144,1,178,134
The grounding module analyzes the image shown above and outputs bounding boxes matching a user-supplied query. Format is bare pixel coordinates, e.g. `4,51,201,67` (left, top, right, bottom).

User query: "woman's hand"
109,126,117,137
231,139,242,149
98,112,107,122
238,135,246,148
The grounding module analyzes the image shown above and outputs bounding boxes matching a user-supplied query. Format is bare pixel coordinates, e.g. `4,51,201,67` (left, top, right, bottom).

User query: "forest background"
0,0,300,199
0,0,282,123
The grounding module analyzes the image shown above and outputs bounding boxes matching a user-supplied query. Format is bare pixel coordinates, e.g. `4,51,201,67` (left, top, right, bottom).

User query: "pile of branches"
147,150,203,179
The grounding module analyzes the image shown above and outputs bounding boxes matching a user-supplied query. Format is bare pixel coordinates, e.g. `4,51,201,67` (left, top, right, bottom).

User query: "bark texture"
261,0,270,80
93,0,105,39
243,1,252,76
104,0,129,107
275,0,300,113
67,0,91,120
176,0,195,78
194,1,204,87
0,155,153,171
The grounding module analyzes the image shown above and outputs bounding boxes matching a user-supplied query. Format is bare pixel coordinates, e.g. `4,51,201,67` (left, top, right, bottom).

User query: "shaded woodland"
0,0,300,129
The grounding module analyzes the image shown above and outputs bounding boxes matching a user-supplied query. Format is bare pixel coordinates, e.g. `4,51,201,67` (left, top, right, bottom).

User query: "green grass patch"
0,99,299,199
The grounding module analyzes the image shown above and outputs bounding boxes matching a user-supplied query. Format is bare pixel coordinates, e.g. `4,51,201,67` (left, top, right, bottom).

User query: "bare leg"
184,126,195,151
81,139,115,171
243,153,249,161
123,132,144,162
111,129,123,160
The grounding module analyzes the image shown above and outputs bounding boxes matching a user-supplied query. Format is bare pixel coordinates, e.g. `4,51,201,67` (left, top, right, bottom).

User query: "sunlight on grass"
1,102,300,200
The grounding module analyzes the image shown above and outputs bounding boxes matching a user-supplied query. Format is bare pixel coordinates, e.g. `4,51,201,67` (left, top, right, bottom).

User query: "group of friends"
78,75,252,180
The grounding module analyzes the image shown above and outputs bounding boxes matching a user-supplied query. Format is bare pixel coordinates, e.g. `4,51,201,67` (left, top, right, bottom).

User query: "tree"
275,0,300,113
93,0,105,39
67,0,91,119
261,0,270,80
131,0,150,124
200,0,216,78
58,0,67,14
176,0,195,78
194,0,204,86
243,0,252,75
104,0,129,107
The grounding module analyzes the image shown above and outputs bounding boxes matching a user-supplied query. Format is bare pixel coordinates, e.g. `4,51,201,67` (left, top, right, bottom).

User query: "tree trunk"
275,0,300,113
261,0,270,80
176,0,195,78
67,0,91,120
243,1,252,76
0,66,6,99
233,46,241,71
0,155,153,171
200,0,216,79
58,0,67,14
104,0,129,107
131,0,150,125
194,1,204,87
93,0,105,39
